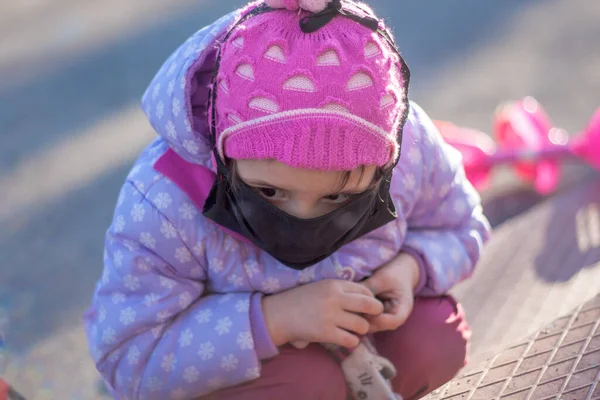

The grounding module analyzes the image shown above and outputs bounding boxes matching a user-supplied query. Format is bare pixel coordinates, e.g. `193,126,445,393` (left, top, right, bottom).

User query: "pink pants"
201,296,470,400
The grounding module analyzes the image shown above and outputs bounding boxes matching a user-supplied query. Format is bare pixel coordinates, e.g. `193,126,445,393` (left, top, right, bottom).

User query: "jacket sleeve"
84,182,276,399
400,103,492,296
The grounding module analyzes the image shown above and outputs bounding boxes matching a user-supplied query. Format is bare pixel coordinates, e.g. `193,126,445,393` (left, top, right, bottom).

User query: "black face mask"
202,157,397,270
202,2,411,270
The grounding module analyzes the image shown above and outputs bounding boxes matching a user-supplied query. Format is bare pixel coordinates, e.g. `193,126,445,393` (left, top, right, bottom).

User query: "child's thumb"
393,296,414,327
290,340,309,349
360,274,385,295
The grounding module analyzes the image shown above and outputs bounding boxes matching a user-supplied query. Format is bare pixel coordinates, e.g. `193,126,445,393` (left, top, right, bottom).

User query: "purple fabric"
197,296,470,400
82,6,491,399
153,148,252,245
400,246,428,294
249,293,278,360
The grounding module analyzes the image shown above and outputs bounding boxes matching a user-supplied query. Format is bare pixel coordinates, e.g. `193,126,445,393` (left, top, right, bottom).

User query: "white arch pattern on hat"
264,45,287,63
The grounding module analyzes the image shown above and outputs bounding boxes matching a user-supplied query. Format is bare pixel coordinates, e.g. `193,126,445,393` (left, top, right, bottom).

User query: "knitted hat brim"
218,109,399,170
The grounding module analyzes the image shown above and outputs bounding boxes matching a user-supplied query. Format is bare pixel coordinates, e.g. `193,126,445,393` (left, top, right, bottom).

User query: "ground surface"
0,1,599,398
425,293,600,400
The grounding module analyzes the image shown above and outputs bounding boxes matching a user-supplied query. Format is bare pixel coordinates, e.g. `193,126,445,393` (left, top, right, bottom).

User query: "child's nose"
285,199,320,220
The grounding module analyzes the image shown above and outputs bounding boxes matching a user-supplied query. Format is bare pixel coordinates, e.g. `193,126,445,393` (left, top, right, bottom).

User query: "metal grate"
425,294,600,400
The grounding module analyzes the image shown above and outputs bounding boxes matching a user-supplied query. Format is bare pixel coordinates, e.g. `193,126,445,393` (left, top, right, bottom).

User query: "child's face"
236,159,377,219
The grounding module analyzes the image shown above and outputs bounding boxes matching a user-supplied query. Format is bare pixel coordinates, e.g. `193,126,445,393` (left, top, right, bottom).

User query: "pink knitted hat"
212,0,409,171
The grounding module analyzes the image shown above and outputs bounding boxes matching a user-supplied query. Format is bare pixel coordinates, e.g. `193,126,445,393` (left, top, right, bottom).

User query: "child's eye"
323,193,353,204
257,187,286,201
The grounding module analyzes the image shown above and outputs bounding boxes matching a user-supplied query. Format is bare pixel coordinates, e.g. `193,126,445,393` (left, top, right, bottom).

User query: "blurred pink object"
434,120,496,192
437,97,600,194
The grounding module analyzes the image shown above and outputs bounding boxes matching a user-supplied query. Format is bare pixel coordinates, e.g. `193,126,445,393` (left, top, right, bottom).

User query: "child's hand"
262,280,384,349
360,252,421,333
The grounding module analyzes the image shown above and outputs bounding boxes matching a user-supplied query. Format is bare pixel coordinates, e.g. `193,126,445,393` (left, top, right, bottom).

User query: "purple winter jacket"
83,7,491,400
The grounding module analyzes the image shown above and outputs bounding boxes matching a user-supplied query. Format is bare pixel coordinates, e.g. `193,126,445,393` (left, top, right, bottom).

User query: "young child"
84,0,491,399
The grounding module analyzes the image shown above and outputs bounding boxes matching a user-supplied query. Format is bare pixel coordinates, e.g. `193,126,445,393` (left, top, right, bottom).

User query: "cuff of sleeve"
401,246,428,295
250,292,279,360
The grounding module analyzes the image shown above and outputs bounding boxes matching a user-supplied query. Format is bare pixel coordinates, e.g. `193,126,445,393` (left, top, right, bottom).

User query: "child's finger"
367,313,393,333
343,280,378,297
393,297,413,326
337,311,371,336
342,293,384,316
367,298,413,332
290,340,309,349
359,274,388,296
332,328,360,349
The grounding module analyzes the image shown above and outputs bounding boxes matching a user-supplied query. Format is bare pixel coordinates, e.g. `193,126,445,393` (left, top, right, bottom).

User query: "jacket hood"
141,8,248,168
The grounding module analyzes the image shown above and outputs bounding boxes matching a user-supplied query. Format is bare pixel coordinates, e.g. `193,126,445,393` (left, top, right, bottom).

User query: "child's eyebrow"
332,185,375,196
243,177,379,195
335,187,367,195
328,178,381,196
243,179,286,191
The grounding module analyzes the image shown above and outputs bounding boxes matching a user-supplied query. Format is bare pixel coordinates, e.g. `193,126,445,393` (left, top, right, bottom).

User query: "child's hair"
229,159,387,195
